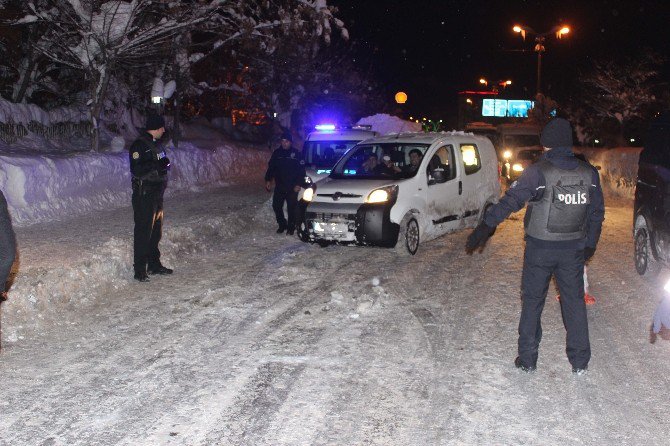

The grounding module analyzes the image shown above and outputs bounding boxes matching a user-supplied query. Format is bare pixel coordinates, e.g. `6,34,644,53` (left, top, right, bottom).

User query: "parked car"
634,112,670,276
496,124,542,183
299,132,501,255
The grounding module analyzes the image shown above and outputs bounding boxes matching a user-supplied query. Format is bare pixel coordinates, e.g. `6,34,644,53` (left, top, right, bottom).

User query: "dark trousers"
272,189,298,230
518,245,590,369
0,191,16,288
132,181,166,273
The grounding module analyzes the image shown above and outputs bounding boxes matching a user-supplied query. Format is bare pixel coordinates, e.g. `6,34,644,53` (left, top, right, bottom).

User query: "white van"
299,132,501,254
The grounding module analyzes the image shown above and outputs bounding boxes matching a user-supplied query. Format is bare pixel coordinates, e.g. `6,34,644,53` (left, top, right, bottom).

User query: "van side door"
458,141,486,225
425,144,462,234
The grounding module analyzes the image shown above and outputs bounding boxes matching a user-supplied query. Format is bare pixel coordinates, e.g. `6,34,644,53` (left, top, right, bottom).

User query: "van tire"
634,217,660,277
396,214,420,256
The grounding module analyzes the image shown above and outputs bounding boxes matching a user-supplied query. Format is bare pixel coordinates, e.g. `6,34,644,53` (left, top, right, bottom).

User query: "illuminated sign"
482,99,534,118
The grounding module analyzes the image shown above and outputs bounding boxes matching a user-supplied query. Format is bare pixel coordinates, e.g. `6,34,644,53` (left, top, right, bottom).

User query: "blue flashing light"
315,124,336,131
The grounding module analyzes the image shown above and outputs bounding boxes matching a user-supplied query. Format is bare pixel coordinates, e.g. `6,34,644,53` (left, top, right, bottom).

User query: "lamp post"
513,24,569,95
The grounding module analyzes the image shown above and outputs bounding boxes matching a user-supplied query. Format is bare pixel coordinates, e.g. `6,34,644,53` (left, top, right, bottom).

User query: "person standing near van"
265,132,305,235
466,118,605,375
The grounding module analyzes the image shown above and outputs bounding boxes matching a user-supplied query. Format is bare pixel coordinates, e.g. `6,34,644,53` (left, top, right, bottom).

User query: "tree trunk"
12,57,37,103
89,66,112,152
173,71,181,149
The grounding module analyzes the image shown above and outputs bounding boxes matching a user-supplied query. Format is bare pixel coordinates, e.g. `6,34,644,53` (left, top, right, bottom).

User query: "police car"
299,132,501,255
303,124,378,184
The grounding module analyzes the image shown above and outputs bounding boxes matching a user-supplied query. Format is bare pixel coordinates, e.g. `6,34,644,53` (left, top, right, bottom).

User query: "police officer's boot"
134,270,150,282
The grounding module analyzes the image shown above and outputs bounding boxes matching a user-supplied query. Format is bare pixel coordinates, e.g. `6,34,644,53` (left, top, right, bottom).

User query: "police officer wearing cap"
466,117,605,375
129,113,173,282
265,132,306,235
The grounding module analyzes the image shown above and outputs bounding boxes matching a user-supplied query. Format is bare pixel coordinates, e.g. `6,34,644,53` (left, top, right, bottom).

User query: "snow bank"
0,98,88,125
0,139,269,226
356,114,422,135
577,147,642,200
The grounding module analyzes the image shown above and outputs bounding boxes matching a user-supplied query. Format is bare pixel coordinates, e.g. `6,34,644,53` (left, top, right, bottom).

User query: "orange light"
466,98,473,104
479,78,487,85
505,80,512,85
513,25,522,33
395,91,408,104
557,26,570,39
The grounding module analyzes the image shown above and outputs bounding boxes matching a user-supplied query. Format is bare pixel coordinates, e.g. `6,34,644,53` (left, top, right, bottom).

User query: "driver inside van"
404,149,423,174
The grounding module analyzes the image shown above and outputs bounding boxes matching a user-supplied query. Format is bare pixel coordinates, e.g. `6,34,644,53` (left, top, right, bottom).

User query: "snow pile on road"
578,147,642,199
0,138,269,226
356,114,421,135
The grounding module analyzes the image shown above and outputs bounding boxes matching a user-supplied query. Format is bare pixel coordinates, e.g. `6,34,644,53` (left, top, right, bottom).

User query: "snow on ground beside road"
0,134,269,226
1,186,670,445
579,147,642,199
356,113,422,135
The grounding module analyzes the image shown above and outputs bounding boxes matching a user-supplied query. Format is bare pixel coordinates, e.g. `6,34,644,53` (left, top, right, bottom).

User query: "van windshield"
330,143,431,179
303,141,358,169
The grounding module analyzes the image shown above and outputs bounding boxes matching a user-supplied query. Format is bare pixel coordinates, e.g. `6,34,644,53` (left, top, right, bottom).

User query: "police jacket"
483,146,605,249
129,132,170,183
264,146,306,192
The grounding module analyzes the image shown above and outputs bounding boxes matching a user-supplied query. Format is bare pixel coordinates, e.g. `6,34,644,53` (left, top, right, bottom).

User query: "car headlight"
366,185,398,204
303,187,315,202
512,163,524,172
503,150,512,159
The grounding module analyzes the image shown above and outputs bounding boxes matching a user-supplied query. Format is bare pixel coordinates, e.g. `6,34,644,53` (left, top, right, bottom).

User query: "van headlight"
512,163,524,172
303,187,315,202
365,185,398,204
503,150,512,159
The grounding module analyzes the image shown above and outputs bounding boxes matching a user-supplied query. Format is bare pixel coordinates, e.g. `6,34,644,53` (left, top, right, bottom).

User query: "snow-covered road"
1,186,669,445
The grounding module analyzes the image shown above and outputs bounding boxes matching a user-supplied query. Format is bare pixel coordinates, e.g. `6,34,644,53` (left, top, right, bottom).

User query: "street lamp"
513,24,570,95
479,77,513,93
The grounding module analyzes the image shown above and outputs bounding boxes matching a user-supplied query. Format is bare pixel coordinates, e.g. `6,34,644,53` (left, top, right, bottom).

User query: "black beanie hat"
540,118,573,148
280,131,292,142
146,113,165,131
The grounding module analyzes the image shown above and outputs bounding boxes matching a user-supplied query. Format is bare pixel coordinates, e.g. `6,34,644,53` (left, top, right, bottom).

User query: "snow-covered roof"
367,131,488,145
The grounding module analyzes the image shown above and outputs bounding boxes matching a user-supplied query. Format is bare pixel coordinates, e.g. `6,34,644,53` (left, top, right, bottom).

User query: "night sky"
332,0,670,125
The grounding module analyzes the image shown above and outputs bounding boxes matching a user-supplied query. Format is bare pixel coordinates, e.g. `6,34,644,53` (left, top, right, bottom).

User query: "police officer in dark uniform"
466,118,605,375
0,189,16,302
129,114,173,282
265,132,306,235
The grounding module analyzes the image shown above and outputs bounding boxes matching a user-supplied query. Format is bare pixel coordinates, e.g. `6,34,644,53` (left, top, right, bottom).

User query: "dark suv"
634,112,670,276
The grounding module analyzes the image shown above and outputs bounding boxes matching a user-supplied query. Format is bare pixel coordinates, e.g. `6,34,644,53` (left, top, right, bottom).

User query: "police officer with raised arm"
129,114,173,282
466,118,605,375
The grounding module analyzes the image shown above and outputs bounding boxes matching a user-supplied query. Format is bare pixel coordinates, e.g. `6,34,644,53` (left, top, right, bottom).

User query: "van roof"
305,129,377,142
362,131,491,145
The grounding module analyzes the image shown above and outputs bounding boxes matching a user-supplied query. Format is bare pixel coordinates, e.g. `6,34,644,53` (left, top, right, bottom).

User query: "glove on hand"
584,246,596,261
466,222,494,253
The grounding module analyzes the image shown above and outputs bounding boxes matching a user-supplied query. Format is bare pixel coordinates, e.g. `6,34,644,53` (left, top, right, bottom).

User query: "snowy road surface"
1,186,669,446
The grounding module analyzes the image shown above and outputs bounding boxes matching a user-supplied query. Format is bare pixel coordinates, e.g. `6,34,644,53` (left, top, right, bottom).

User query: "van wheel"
634,217,659,277
396,215,420,256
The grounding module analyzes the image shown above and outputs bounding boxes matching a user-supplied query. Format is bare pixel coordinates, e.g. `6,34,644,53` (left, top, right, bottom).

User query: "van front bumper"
300,200,399,247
